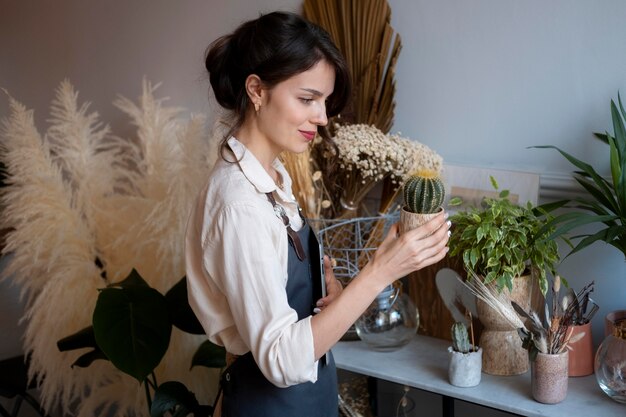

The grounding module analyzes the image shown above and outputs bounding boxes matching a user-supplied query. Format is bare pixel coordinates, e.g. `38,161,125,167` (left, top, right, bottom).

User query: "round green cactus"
402,170,445,214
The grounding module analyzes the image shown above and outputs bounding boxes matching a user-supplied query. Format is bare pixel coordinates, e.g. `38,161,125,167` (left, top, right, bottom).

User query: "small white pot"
448,346,482,387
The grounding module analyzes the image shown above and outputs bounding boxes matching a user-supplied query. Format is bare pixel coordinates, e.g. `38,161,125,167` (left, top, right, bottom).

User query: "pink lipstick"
299,130,316,141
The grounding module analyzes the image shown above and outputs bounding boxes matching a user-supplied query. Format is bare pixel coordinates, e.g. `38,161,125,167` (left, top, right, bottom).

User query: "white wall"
1,0,625,353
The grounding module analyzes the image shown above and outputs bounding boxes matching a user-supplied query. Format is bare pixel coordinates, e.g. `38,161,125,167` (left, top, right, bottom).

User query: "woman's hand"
365,211,451,287
313,255,343,313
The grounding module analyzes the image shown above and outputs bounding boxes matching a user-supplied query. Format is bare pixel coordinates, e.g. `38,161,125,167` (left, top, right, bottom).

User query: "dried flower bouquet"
462,272,587,361
283,123,443,220
512,276,589,360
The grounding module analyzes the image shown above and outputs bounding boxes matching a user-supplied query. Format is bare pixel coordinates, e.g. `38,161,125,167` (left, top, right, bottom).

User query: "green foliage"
58,269,225,415
402,172,445,214
532,93,626,261
150,381,211,417
93,269,171,383
165,277,206,335
451,323,471,353
448,176,560,294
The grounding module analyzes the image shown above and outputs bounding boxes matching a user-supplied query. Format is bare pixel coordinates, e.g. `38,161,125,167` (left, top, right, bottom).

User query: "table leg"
442,395,454,417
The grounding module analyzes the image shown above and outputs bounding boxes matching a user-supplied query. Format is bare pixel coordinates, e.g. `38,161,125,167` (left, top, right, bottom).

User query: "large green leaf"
548,213,617,240
93,283,171,383
611,100,626,157
114,268,150,288
573,175,618,213
58,326,97,351
72,349,108,368
57,325,108,368
533,145,614,199
191,340,226,369
150,381,203,417
165,276,205,335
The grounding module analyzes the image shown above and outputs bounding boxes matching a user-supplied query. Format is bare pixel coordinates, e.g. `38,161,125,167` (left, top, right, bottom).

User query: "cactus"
402,170,445,214
451,322,472,353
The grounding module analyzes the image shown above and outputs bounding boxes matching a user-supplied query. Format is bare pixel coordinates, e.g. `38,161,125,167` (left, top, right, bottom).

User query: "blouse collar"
227,137,293,196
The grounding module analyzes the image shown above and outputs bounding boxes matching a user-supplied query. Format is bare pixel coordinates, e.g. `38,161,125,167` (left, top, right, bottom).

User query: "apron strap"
266,192,307,261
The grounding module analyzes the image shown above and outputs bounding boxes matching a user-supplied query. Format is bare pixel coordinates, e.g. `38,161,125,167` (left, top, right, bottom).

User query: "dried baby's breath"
283,123,443,219
331,123,443,215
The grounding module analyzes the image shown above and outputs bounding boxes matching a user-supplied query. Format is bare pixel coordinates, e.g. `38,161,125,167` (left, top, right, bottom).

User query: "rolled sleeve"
203,202,318,387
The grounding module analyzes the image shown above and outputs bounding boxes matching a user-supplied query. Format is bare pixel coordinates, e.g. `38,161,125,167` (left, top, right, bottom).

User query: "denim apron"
219,198,338,417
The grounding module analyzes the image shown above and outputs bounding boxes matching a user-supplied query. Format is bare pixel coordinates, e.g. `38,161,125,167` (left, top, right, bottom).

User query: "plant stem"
144,380,152,412
144,372,158,412
468,311,476,352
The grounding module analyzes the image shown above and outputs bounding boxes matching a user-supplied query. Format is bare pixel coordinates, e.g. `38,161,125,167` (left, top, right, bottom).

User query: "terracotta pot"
448,346,482,387
568,322,594,377
531,351,569,404
477,274,532,375
399,207,442,234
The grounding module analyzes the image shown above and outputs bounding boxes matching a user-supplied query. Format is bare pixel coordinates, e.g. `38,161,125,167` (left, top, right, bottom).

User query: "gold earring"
254,102,260,113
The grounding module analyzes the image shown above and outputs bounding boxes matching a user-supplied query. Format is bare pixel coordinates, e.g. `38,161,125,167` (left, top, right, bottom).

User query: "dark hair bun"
205,12,351,143
205,34,239,110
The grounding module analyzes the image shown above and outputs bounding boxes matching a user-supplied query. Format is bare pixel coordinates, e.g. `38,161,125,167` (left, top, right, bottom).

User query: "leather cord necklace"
266,192,306,261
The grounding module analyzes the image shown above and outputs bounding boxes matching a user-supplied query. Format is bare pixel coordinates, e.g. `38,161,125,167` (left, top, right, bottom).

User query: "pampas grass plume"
0,80,216,417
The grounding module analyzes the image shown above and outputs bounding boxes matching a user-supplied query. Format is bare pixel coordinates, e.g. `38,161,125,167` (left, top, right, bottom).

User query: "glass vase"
355,282,419,351
595,320,626,403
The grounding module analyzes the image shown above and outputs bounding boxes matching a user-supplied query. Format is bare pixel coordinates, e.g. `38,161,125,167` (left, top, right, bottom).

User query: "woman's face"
256,59,336,155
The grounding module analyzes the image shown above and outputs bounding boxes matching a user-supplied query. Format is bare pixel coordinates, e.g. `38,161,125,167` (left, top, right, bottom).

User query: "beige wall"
0,0,300,130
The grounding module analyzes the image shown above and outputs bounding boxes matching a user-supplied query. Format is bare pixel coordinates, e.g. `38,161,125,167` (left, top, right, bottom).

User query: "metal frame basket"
309,212,399,282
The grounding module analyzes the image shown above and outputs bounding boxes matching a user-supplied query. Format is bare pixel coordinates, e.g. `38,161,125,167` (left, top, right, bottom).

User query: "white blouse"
185,137,319,388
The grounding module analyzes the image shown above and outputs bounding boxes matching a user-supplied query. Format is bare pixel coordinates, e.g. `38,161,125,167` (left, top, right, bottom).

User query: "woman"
185,11,451,417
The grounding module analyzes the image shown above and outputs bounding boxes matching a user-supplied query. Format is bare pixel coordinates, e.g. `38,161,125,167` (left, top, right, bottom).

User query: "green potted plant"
448,176,561,375
532,94,626,399
447,320,481,388
532,94,626,262
399,169,445,234
448,176,560,295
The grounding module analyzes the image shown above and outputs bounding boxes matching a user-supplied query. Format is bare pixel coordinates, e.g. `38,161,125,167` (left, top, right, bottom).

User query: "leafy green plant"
57,269,225,417
532,94,626,260
448,176,561,294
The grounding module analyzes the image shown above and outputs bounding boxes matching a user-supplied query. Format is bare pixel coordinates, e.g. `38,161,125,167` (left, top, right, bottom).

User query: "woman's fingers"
371,210,451,282
315,256,343,312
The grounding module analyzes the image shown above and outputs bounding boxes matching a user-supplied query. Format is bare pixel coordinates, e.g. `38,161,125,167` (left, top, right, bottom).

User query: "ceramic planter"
531,351,569,404
568,322,594,377
476,274,532,376
448,347,482,387
399,207,443,234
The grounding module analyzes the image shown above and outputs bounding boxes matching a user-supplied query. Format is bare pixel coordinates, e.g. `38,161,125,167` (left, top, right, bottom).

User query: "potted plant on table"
448,319,482,388
533,93,626,403
511,276,588,404
448,176,562,375
533,93,626,335
463,273,586,404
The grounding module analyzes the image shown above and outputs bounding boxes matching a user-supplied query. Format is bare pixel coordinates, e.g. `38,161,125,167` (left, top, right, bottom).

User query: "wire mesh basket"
309,211,400,283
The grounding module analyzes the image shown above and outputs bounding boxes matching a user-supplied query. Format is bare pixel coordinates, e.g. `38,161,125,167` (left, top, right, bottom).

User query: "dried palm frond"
280,144,331,219
303,0,401,133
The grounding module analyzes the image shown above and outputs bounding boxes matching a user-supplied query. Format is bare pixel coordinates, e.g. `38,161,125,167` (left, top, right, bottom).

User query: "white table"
332,335,626,417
